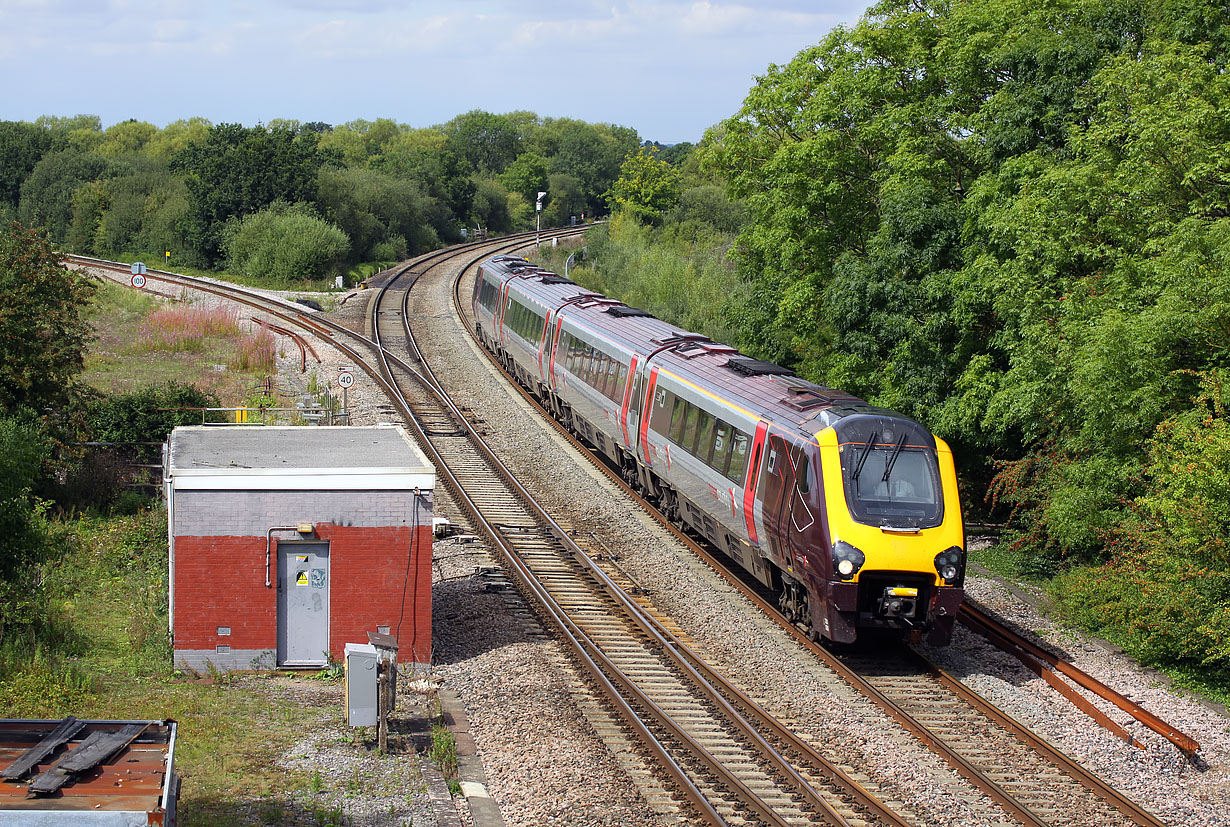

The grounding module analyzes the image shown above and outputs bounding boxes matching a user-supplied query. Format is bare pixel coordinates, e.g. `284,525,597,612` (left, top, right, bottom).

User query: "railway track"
71,236,1184,825
73,240,912,825
440,253,1177,827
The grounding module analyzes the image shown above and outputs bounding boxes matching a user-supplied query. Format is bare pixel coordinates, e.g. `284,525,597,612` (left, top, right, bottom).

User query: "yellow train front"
800,411,965,645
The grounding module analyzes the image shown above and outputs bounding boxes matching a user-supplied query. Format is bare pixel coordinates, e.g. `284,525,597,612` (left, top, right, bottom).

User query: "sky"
0,1,869,144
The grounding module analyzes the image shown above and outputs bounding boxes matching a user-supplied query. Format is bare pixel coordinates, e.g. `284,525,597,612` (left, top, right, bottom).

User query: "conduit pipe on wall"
266,526,313,587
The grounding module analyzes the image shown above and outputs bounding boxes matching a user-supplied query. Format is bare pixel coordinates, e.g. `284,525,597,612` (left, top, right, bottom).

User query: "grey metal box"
344,643,378,727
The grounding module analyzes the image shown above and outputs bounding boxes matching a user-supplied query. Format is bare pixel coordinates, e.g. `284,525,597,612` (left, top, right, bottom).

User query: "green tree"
0,413,66,642
0,223,95,412
17,149,110,242
0,121,53,211
221,201,349,282
173,123,327,264
499,152,549,203
316,165,436,261
606,148,682,224
443,110,522,174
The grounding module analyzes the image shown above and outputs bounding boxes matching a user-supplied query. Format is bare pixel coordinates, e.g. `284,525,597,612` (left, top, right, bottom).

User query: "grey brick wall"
173,489,434,537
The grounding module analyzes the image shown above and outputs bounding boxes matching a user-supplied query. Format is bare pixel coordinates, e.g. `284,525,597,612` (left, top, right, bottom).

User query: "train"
471,255,965,645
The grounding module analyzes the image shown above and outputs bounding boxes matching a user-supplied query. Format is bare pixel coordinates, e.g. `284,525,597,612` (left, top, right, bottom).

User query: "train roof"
485,256,903,435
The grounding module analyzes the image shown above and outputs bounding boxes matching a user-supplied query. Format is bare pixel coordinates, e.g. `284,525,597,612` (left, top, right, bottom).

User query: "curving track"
70,234,1183,826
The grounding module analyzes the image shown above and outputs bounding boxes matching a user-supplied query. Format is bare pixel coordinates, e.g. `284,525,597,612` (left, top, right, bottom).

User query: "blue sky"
0,1,868,143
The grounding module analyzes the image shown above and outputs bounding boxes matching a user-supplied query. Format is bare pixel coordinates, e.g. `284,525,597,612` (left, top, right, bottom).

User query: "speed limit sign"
131,273,147,289
337,371,354,389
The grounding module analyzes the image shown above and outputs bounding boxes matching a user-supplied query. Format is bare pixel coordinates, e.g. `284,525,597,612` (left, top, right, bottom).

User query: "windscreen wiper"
882,433,908,482
852,431,878,481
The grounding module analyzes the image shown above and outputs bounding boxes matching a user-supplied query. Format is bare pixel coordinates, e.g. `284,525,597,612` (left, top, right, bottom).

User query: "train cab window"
692,410,714,460
669,396,687,443
710,421,733,476
727,430,751,484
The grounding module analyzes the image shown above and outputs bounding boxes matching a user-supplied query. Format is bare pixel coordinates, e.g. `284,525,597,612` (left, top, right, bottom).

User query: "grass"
84,279,272,404
0,506,325,825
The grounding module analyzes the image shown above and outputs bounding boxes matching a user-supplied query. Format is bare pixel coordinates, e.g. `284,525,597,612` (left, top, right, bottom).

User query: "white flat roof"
168,425,434,491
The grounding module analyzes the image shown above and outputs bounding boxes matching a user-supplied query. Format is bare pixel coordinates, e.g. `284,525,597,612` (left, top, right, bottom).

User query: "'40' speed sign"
338,371,354,389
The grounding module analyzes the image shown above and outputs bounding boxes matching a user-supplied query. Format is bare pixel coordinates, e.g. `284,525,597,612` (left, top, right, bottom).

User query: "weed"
233,322,276,372
447,779,462,798
309,769,324,795
314,654,343,682
257,800,285,824
428,724,458,783
310,803,345,826
134,305,241,352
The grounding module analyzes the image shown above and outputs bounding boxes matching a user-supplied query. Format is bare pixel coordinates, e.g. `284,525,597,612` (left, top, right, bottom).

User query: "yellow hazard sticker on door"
296,571,308,586
296,555,308,562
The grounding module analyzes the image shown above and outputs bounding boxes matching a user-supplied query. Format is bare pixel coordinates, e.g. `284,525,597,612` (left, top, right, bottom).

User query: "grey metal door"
277,542,330,666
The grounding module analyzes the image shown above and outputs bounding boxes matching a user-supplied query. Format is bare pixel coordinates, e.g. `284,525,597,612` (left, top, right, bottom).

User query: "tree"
703,0,1230,569
316,165,436,260
221,202,349,282
0,121,52,210
173,123,327,264
499,152,549,203
17,149,110,242
549,120,641,217
0,412,65,642
443,110,522,174
0,223,95,412
606,148,682,224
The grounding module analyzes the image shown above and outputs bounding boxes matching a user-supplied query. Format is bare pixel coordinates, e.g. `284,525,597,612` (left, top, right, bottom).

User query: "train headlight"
832,541,865,580
934,546,965,585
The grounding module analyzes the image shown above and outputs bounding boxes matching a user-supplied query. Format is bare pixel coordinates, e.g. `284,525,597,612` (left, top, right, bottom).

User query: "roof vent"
607,306,654,318
539,275,575,285
780,385,835,411
726,357,795,377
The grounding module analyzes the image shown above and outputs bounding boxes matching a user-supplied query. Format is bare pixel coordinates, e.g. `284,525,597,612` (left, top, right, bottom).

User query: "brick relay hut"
165,426,435,673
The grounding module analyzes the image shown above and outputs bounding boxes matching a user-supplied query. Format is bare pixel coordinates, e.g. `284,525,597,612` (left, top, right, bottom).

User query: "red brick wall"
173,522,433,667
173,535,274,654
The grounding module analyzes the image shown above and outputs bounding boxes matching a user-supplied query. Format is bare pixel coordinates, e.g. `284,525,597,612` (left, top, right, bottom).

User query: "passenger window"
693,410,714,460
796,454,810,493
669,397,687,443
727,431,750,484
711,421,733,475
681,405,700,454
615,362,628,403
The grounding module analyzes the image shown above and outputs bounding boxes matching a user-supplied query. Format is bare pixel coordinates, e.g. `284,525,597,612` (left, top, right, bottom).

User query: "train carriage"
473,255,966,645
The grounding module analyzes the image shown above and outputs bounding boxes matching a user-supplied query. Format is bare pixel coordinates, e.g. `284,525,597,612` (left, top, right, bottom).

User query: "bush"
222,201,350,282
0,413,70,643
1048,371,1230,673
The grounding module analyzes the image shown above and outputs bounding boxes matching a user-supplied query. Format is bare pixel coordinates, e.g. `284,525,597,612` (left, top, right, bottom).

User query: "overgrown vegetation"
2,111,646,284
583,0,1230,690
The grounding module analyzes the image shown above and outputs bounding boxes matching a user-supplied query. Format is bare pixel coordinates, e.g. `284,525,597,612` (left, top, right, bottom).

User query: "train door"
761,435,792,570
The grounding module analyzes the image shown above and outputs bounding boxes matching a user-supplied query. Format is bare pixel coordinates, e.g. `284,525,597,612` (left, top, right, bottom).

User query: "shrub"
1049,371,1230,672
135,304,240,352
222,201,350,282
233,322,276,372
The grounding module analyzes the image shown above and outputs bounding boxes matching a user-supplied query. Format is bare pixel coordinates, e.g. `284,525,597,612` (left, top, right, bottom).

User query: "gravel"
89,259,1230,826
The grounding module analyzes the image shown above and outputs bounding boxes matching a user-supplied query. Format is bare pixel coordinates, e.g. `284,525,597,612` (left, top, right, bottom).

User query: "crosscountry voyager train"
472,255,965,645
